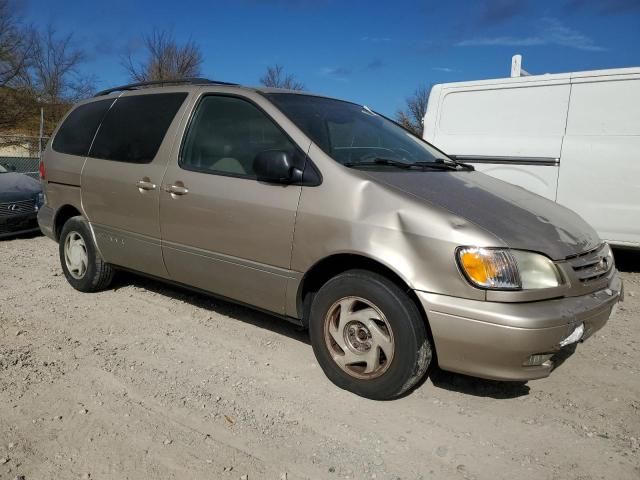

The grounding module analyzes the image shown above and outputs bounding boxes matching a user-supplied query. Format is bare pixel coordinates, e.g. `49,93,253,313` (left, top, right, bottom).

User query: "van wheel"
59,216,114,292
309,270,432,400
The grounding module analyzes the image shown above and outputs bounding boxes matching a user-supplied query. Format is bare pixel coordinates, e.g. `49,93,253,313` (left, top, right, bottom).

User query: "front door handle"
136,180,157,191
165,184,189,196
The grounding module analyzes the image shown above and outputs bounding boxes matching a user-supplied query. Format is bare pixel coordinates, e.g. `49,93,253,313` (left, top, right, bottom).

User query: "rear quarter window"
52,99,113,157
89,93,188,164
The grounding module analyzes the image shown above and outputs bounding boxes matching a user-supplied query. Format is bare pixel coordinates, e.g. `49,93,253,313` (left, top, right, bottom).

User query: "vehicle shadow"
613,248,640,273
112,271,311,345
113,270,532,400
429,368,530,399
0,230,43,241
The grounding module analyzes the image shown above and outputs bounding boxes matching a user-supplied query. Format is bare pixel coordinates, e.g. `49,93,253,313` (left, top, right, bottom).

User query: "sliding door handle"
165,184,189,196
136,180,157,191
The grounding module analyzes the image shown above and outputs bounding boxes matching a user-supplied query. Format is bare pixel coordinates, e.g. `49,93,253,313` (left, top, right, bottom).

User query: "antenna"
511,54,531,78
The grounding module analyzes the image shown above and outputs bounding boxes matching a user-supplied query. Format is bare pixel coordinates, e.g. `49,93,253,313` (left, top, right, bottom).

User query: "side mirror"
253,150,303,184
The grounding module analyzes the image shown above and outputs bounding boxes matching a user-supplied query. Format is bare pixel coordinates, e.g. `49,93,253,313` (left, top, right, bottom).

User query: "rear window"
52,99,113,157
89,93,187,164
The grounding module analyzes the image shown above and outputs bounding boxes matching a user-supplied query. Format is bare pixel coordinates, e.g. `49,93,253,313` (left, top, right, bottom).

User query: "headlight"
511,250,562,289
35,192,45,210
457,247,561,290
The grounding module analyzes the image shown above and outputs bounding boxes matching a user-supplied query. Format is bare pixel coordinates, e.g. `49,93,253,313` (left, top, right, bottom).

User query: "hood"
0,173,42,203
363,170,600,260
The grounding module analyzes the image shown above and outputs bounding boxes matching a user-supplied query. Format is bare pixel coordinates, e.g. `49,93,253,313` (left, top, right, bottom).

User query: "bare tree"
29,26,94,103
0,0,37,134
1,4,93,137
259,64,304,90
0,86,36,131
124,30,203,82
395,85,431,137
26,25,95,133
0,0,33,88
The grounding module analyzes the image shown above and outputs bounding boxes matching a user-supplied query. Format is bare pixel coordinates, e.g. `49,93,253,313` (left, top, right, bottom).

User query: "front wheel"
309,270,432,400
59,216,115,292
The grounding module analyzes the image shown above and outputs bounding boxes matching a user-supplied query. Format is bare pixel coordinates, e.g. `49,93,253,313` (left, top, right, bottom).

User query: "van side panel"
426,80,570,200
81,90,192,278
557,75,640,247
44,152,84,187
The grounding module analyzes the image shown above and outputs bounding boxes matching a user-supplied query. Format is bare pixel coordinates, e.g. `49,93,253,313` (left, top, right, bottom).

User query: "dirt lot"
0,234,638,480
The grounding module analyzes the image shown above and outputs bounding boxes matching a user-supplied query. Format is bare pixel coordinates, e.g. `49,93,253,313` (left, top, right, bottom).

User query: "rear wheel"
59,216,114,292
309,269,432,400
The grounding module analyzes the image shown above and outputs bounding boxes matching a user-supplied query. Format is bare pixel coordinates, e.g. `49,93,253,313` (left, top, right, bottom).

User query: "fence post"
39,107,44,159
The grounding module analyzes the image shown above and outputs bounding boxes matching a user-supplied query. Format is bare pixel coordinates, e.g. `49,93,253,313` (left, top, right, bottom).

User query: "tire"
59,215,115,292
309,269,432,400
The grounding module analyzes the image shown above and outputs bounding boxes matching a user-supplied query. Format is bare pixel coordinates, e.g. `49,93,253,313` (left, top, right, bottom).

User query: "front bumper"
0,212,40,239
416,273,623,381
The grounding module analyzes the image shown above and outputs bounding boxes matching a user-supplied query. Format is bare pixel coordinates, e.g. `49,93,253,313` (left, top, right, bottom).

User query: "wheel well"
298,254,427,327
53,205,82,241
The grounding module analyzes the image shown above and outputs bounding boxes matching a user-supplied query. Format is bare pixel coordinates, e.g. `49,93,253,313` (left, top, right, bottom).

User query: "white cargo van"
423,65,640,249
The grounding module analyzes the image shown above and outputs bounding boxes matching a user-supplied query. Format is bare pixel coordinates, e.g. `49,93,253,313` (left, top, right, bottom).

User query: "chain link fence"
0,135,49,179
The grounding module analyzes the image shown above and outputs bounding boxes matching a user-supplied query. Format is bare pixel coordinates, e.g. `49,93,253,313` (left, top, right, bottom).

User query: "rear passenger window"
180,95,298,178
90,93,187,163
52,100,112,157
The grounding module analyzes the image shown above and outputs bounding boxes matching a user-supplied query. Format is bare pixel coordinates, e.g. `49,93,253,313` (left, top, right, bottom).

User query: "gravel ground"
0,234,638,480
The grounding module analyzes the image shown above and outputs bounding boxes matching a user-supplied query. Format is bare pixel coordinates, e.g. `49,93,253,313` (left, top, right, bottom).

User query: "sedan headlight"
35,192,45,211
457,247,561,290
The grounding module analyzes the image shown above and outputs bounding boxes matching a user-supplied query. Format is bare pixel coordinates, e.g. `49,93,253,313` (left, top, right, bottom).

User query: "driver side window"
181,95,297,178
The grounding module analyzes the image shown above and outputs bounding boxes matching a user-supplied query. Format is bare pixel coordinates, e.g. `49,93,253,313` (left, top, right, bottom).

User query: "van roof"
93,77,324,98
94,78,237,96
432,66,640,89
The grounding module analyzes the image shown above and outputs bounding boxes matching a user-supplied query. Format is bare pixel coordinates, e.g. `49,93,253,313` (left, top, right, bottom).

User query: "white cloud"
457,37,544,47
320,66,351,81
540,17,605,51
360,36,392,43
457,17,605,51
432,67,459,73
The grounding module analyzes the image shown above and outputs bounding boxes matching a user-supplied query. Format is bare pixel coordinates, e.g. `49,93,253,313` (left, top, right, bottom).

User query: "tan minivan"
38,78,622,400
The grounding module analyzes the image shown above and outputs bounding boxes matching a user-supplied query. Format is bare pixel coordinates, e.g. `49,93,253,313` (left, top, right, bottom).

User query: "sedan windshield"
265,93,457,171
0,164,7,174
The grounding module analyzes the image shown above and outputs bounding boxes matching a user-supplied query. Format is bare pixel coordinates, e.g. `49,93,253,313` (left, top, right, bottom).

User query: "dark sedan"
0,164,43,238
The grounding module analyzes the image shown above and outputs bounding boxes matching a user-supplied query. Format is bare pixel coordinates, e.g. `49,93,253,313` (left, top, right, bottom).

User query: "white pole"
511,54,531,77
38,107,44,159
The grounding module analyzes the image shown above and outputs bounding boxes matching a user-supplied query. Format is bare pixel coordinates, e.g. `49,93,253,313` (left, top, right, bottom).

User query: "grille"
0,215,38,234
0,198,36,217
566,244,613,283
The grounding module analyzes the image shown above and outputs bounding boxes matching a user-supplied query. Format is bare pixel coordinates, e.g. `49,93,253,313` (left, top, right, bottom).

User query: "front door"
159,94,306,314
82,91,189,278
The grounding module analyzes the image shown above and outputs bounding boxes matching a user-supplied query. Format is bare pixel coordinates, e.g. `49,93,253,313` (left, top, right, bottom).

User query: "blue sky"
24,0,640,116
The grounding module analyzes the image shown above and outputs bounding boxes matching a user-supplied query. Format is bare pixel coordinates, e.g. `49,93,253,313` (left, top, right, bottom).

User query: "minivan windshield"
265,93,464,171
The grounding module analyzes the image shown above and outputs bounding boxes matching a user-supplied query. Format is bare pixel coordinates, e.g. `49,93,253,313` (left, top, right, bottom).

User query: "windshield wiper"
407,159,475,171
343,158,413,169
409,160,457,170
435,158,475,171
344,157,475,171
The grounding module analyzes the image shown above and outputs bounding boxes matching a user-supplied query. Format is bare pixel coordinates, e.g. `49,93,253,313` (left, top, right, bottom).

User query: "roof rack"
94,78,238,97
510,54,531,78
